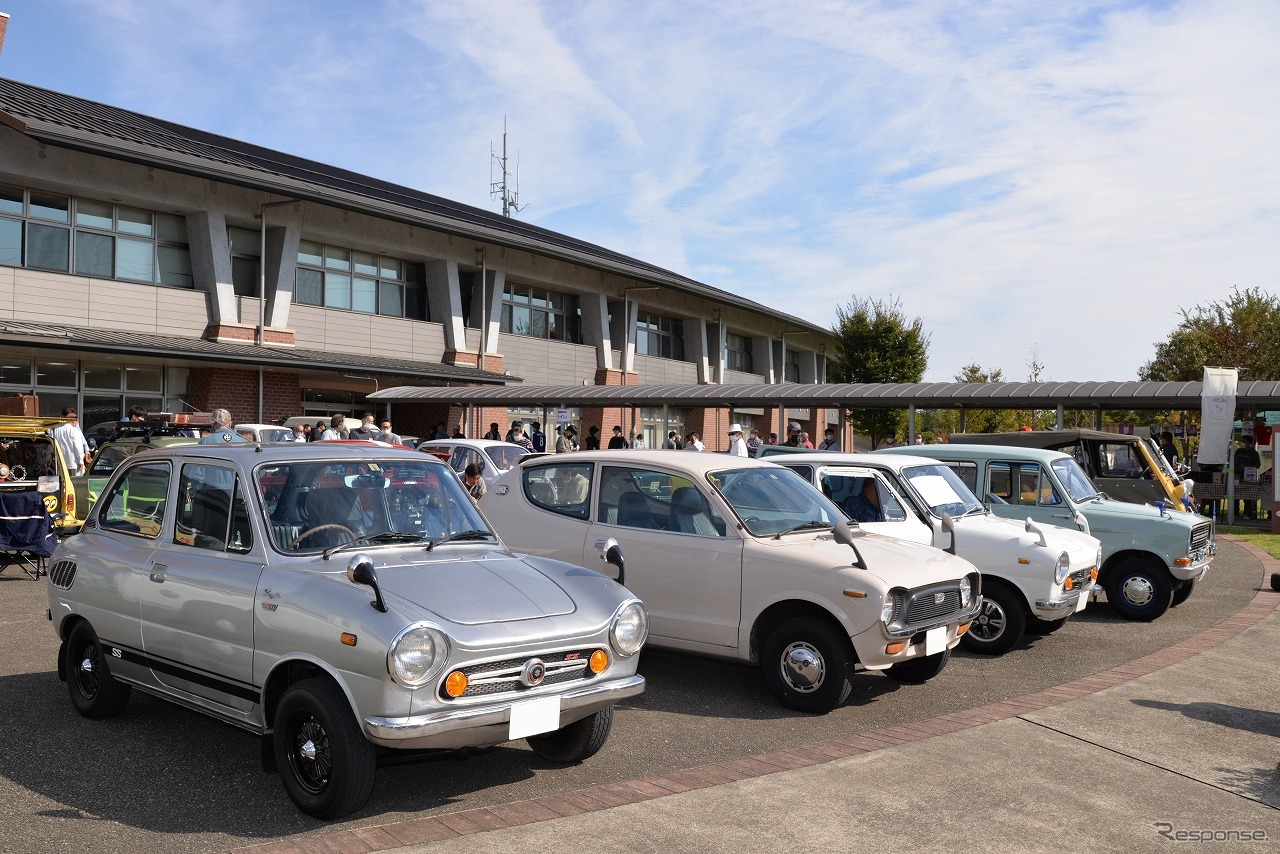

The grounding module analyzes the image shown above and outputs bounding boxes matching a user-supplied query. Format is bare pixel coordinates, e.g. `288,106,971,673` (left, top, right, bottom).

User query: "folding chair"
0,491,57,580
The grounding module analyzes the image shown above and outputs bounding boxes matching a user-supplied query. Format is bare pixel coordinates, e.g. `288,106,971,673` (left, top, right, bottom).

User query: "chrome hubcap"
1122,575,1155,607
300,739,317,761
973,600,1006,641
780,642,825,693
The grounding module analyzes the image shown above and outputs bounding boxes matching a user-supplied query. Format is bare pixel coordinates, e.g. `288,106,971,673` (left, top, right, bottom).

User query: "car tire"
1171,579,1196,608
527,707,613,763
884,648,950,683
761,616,854,714
1272,572,1280,592
66,621,131,719
274,677,377,820
1026,614,1070,635
1105,559,1173,621
961,584,1026,655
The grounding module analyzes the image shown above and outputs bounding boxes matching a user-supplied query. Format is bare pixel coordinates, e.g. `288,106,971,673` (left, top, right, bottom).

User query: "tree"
926,363,1019,436
1140,287,1280,381
829,295,930,448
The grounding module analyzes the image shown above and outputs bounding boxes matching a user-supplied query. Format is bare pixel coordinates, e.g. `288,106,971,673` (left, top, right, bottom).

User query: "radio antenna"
490,117,527,217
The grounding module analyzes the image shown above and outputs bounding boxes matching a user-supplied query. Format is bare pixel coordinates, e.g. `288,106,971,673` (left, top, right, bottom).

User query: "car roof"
950,429,1147,448
769,451,942,470
418,439,525,449
518,449,783,476
114,442,445,464
880,444,1072,463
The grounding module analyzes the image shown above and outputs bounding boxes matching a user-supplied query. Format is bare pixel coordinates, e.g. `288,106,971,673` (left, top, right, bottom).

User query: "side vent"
48,559,77,590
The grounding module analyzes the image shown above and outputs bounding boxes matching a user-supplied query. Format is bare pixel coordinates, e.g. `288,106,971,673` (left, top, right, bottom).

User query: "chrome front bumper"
1035,589,1084,612
1170,542,1216,582
364,674,645,747
883,597,983,640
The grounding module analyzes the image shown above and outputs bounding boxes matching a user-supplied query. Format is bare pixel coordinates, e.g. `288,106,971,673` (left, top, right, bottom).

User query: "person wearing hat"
529,421,546,452
607,425,628,450
555,425,577,454
727,424,748,457
784,421,803,447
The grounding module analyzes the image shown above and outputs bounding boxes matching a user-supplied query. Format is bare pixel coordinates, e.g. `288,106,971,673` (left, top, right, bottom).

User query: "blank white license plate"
924,626,946,657
509,696,562,740
1074,594,1088,613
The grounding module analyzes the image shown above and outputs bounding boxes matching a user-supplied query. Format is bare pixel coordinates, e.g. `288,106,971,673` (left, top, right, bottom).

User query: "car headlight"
958,576,972,609
880,594,899,625
610,600,648,656
388,624,450,688
1055,552,1071,585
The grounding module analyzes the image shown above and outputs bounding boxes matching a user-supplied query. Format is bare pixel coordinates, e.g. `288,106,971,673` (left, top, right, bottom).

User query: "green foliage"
830,295,929,447
1140,287,1280,381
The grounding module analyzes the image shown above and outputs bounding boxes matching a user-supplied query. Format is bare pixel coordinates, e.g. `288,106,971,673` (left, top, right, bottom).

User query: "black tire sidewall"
761,617,853,714
273,678,375,820
1106,560,1172,621
527,707,613,763
66,621,129,718
962,584,1026,655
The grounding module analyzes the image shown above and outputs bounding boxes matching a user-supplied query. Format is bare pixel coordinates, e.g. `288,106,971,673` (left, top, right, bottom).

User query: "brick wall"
189,368,300,424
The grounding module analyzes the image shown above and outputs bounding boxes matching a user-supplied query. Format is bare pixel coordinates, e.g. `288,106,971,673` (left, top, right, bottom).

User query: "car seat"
669,487,719,536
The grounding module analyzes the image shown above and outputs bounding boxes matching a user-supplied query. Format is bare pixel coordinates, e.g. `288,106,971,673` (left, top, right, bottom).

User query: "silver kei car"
46,443,647,819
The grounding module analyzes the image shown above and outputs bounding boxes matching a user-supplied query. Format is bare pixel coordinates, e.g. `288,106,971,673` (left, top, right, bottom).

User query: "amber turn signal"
444,671,469,698
1017,557,1031,565
1091,567,1099,581
1174,557,1192,567
589,649,609,673
885,642,905,655
957,622,970,636
1064,577,1074,591
339,632,357,647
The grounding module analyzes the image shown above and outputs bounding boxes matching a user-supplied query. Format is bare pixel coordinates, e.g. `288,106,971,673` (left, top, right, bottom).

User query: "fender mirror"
346,552,387,612
594,537,626,586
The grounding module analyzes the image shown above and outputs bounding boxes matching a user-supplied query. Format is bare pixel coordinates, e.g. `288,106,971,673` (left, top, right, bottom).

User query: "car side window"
89,445,130,477
98,461,170,539
174,463,253,552
524,463,593,520
1029,464,1062,506
821,470,906,523
597,465,725,536
949,462,978,494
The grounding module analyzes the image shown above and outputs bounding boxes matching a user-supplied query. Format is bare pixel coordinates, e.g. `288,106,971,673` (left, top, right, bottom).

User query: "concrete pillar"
621,298,640,374
187,210,236,323
686,317,712,384
753,335,776,383
581,292,615,370
425,259,466,351
264,217,302,330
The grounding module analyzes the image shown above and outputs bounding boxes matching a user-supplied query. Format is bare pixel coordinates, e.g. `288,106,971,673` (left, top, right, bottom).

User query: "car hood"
367,553,576,625
1082,496,1202,533
766,530,978,588
954,512,1099,564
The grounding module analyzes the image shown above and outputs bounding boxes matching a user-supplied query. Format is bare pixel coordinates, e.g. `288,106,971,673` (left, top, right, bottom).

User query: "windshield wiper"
773,520,834,539
323,530,431,559
426,529,495,551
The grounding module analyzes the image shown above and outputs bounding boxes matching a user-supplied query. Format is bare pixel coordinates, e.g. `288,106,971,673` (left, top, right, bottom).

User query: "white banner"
1197,367,1237,466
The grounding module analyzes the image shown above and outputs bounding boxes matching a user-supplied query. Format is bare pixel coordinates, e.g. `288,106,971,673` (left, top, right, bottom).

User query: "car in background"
950,429,1194,511
878,444,1214,622
0,415,83,532
47,442,646,819
481,450,982,714
234,423,296,443
72,420,206,515
418,438,531,485
766,450,1102,654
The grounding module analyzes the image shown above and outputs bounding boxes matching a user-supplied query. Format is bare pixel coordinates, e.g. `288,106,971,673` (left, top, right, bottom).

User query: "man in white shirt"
727,424,748,457
53,407,91,476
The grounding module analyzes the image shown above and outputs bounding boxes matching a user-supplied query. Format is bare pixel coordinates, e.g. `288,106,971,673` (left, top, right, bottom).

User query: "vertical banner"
1197,367,1237,466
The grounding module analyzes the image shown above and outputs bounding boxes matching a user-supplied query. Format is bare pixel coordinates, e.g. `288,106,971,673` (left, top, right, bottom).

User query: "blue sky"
2,0,1276,381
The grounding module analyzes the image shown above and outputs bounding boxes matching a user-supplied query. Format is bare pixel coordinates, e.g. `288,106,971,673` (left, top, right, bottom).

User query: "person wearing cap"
529,421,546,453
727,424,748,457
784,421,803,447
607,425,628,450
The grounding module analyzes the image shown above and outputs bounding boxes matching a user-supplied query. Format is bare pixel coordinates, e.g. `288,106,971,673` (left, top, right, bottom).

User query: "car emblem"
520,658,546,687
934,592,946,604
496,485,509,495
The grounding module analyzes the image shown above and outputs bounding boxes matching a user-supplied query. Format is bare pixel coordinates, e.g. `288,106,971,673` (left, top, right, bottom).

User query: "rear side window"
989,461,1061,506
98,461,170,538
947,461,978,494
174,463,253,552
524,463,594,520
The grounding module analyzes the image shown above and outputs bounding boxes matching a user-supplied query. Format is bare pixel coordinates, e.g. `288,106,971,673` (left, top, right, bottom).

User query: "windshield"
255,458,491,554
257,428,294,443
485,445,528,471
1051,457,1100,502
898,464,984,518
708,467,844,536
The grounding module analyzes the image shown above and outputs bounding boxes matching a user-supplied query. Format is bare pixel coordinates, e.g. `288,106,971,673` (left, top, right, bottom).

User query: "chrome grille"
904,584,961,625
1069,568,1093,589
440,648,601,700
48,559,77,589
1190,522,1212,551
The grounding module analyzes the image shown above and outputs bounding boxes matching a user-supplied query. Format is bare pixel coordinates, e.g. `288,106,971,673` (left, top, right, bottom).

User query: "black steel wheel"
1105,559,1173,621
961,584,1027,656
761,616,854,714
527,707,613,763
65,621,131,719
273,678,376,819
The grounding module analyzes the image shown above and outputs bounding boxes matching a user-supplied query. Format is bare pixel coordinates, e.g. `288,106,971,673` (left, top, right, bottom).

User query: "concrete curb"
236,535,1280,854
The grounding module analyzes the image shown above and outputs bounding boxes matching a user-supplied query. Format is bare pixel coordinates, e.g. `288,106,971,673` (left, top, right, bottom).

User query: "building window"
726,332,753,373
227,226,261,297
294,240,424,319
499,284,580,342
785,349,801,383
0,185,191,286
635,312,683,360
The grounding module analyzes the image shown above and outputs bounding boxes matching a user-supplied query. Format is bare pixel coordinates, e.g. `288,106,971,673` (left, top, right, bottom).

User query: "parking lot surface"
0,538,1270,853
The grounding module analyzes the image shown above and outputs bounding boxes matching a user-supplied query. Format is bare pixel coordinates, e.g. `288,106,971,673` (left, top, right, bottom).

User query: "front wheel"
884,648,951,683
66,621,131,719
273,678,376,820
761,616,854,714
1171,579,1196,608
1105,559,1173,621
527,707,613,763
961,585,1026,655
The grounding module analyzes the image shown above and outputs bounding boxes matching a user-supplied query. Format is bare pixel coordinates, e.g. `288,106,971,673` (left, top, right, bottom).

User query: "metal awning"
368,380,1280,410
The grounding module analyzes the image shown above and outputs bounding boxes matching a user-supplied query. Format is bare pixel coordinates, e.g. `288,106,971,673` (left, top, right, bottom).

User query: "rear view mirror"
832,521,867,569
940,512,957,555
594,537,626,586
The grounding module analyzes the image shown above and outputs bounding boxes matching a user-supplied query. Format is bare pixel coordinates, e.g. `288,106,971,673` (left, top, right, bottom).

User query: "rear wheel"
961,584,1026,655
66,621,131,719
885,648,950,683
527,708,613,763
273,678,376,820
1105,559,1173,621
761,616,854,714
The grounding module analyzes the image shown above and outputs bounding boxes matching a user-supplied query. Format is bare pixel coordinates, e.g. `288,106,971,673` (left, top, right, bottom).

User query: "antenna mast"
490,117,527,217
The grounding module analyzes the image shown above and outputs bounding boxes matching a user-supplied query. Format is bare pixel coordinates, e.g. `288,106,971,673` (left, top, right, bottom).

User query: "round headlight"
610,600,648,656
388,624,450,688
880,595,898,625
958,576,972,608
1055,552,1071,585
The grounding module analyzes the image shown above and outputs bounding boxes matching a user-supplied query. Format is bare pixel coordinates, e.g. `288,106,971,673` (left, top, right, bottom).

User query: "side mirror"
1073,510,1091,535
346,552,388,612
940,512,957,555
831,521,867,569
1024,518,1049,547
594,537,626,586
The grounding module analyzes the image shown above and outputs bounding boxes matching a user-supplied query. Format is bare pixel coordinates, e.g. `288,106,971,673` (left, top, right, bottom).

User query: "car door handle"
149,563,167,583
1050,513,1073,520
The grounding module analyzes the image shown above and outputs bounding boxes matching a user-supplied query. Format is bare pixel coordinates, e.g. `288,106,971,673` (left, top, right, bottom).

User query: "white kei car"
480,451,983,714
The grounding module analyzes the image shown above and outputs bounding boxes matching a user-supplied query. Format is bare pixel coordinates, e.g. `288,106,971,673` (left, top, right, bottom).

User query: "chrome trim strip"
883,599,982,639
1035,591,1083,610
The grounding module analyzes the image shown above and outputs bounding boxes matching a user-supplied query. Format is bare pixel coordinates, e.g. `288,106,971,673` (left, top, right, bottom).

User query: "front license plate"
509,696,561,740
924,626,946,657
1074,594,1088,613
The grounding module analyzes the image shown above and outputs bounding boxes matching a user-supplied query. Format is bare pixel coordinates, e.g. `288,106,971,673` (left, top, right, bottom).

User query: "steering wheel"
289,524,357,549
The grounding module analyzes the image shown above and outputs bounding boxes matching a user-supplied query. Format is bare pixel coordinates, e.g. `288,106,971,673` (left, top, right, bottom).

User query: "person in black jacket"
1236,434,1262,519
607,425,628,449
